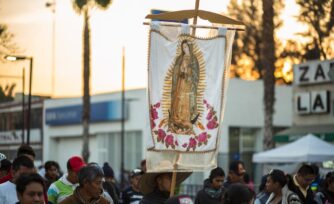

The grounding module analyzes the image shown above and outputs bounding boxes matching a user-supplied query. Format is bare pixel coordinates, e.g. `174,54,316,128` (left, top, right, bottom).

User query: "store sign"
0,129,41,144
295,91,330,114
294,59,334,85
45,101,127,126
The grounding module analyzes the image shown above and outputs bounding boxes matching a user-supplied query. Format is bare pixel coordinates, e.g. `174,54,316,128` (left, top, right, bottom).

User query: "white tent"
253,134,334,163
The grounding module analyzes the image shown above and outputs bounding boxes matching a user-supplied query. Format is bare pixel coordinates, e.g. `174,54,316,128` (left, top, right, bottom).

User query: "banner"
146,23,235,171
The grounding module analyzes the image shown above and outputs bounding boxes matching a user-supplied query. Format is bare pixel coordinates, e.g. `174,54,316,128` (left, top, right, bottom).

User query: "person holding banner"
139,172,191,204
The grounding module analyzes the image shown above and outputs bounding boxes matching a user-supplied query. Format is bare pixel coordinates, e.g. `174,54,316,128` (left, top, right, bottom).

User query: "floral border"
150,100,219,151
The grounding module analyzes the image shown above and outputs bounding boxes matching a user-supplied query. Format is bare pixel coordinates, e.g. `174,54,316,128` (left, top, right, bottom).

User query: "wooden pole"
191,0,200,36
170,153,180,197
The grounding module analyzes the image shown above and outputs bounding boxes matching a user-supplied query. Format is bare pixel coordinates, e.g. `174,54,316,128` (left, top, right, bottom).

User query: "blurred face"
67,170,79,184
13,166,34,182
131,175,142,191
17,182,44,204
46,166,58,180
85,176,104,198
266,176,280,193
157,174,172,192
229,164,246,183
211,176,225,189
297,173,316,189
182,42,190,55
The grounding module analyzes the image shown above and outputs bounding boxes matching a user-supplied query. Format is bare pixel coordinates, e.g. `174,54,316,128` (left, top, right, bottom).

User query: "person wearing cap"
265,169,301,204
223,160,246,189
287,164,317,204
195,167,226,204
139,171,191,204
59,165,112,204
0,155,35,204
120,169,144,204
47,156,86,204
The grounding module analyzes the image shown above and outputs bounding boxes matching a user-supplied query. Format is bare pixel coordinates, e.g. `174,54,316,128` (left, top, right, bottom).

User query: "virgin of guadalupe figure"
169,40,200,135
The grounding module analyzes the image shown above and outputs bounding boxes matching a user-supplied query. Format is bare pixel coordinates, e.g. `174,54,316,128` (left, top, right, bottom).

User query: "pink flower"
154,102,161,108
207,119,218,129
198,132,208,143
206,111,213,120
182,143,188,148
150,108,158,120
165,135,174,146
203,99,207,104
189,138,197,148
158,129,166,140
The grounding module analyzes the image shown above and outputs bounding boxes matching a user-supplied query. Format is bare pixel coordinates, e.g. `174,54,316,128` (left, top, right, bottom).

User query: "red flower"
150,108,158,120
157,129,166,140
150,119,156,129
182,143,188,148
189,138,197,148
165,135,174,146
198,132,208,143
154,102,161,108
203,99,207,104
207,119,218,129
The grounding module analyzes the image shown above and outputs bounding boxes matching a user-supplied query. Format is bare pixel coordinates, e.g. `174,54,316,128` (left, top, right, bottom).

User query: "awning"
275,125,334,142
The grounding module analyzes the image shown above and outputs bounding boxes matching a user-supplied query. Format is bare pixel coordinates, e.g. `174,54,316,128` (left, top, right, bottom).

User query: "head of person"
16,173,45,204
228,160,246,183
12,156,35,182
78,165,104,199
209,167,225,189
66,156,86,184
266,169,287,194
0,159,12,178
156,173,173,193
44,161,60,180
222,183,254,204
102,162,114,180
130,169,144,191
165,195,193,204
17,145,36,161
296,164,317,189
181,40,191,55
324,172,334,193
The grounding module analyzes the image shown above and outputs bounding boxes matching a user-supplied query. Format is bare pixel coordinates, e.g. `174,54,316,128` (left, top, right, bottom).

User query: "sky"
0,0,305,98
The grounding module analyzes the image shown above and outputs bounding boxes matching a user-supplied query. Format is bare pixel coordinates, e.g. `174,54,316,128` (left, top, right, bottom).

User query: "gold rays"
162,36,206,123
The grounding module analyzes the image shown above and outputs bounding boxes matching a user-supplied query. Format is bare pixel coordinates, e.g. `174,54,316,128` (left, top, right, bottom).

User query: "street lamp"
5,55,33,145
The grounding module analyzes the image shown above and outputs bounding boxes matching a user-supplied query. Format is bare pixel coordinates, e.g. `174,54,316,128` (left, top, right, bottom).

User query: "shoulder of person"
58,195,77,204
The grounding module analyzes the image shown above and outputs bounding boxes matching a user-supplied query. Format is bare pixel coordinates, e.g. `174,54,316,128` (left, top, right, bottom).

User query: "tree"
72,0,112,162
0,84,16,103
261,0,276,150
227,0,284,80
0,24,17,61
296,0,334,60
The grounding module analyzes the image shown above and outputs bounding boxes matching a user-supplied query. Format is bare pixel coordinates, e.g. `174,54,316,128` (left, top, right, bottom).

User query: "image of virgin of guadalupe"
169,40,200,135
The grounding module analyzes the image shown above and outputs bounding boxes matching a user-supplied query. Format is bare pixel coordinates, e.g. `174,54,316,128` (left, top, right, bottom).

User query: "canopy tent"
253,134,334,163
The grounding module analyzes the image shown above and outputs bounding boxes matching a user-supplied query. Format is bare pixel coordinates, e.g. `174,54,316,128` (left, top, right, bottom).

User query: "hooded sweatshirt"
195,179,225,204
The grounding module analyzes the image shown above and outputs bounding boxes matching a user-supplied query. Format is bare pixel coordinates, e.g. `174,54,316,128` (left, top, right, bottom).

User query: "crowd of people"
0,145,333,204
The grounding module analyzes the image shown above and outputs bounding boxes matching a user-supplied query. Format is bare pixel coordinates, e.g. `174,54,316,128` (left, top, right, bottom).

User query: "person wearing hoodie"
265,169,301,204
195,167,226,204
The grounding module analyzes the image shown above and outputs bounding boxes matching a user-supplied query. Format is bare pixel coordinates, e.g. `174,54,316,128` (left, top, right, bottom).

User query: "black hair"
44,161,60,171
0,159,12,171
222,183,254,204
12,156,34,171
78,165,104,187
297,164,316,176
259,175,268,192
229,160,244,173
268,169,287,187
209,167,225,183
17,144,35,158
324,171,334,189
16,173,45,194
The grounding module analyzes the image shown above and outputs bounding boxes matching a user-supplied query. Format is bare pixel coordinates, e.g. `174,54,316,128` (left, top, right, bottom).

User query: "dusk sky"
0,0,305,98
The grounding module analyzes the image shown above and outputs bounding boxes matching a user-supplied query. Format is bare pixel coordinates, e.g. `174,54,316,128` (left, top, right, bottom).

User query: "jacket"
195,179,225,204
59,188,110,204
140,189,169,204
265,185,302,204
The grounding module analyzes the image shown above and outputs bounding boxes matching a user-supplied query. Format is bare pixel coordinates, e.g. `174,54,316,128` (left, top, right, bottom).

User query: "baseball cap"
0,153,6,161
68,156,86,173
130,169,143,177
